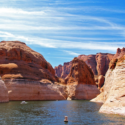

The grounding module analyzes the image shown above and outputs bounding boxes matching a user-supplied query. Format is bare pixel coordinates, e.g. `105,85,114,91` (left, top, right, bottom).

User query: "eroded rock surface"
0,77,9,102
0,41,67,100
98,50,125,115
97,75,105,90
65,58,100,100
55,53,114,78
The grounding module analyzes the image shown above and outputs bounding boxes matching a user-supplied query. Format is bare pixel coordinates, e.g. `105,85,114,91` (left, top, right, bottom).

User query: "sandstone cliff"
99,55,125,115
92,48,125,115
55,53,114,78
0,41,101,101
0,41,67,101
65,58,100,100
0,77,9,102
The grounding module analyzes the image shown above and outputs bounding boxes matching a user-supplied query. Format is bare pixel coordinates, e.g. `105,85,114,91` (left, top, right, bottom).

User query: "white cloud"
0,31,123,51
0,7,125,53
0,8,45,15
63,50,80,56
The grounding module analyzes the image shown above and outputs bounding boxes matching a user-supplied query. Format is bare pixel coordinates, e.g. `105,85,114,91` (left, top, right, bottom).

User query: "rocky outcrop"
65,58,100,100
0,77,9,102
55,62,72,78
78,55,97,75
96,53,113,76
55,53,114,78
97,75,105,90
113,47,125,59
96,48,125,115
54,65,62,78
91,92,104,103
0,41,67,101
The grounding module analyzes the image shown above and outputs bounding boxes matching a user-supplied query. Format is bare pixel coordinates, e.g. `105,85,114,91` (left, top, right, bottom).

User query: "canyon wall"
0,77,9,102
65,57,100,100
0,41,67,101
92,48,125,115
0,41,99,101
55,53,114,78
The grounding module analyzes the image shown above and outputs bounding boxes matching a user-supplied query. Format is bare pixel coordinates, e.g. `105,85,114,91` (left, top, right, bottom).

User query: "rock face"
78,55,97,75
0,41,67,101
0,77,9,102
65,58,100,100
96,53,113,76
96,48,125,115
97,75,105,90
91,92,104,103
55,62,72,78
6,79,67,101
55,53,114,78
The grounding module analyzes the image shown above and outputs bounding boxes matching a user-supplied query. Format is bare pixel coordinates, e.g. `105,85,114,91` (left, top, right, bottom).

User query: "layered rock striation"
0,41,66,101
0,41,100,101
99,55,125,115
65,58,100,100
92,48,125,115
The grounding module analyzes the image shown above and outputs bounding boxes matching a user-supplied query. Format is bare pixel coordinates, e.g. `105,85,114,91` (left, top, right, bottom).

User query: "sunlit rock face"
0,77,9,102
55,53,114,78
99,54,125,115
96,75,105,90
65,57,100,100
91,48,125,115
0,41,67,101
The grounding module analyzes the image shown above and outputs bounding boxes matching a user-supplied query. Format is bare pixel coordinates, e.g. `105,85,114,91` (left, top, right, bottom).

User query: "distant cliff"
55,53,114,78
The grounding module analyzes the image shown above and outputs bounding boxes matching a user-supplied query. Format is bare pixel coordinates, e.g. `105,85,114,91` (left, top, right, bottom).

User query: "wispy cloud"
0,4,125,54
63,50,80,56
1,31,124,51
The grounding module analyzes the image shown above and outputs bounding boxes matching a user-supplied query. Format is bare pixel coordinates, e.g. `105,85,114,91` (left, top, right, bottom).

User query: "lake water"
0,100,125,125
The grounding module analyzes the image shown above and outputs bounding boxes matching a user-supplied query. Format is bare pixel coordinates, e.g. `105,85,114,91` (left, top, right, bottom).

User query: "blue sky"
0,0,125,67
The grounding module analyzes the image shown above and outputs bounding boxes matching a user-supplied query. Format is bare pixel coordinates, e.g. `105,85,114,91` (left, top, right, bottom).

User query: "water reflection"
0,100,125,125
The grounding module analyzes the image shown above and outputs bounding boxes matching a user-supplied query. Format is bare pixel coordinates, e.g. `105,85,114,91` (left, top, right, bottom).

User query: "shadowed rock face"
96,53,113,76
66,57,95,85
97,75,105,90
65,58,100,100
55,53,114,78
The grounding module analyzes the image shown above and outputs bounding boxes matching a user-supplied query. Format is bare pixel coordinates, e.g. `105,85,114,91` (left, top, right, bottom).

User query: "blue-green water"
0,100,125,125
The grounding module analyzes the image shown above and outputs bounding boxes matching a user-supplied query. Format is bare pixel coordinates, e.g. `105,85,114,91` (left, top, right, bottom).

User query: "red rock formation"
66,57,95,85
0,77,9,102
55,53,114,78
54,65,62,78
0,41,56,81
97,75,105,90
113,47,125,59
0,41,67,101
96,53,114,76
92,48,125,115
61,62,72,78
78,55,97,75
65,57,100,100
